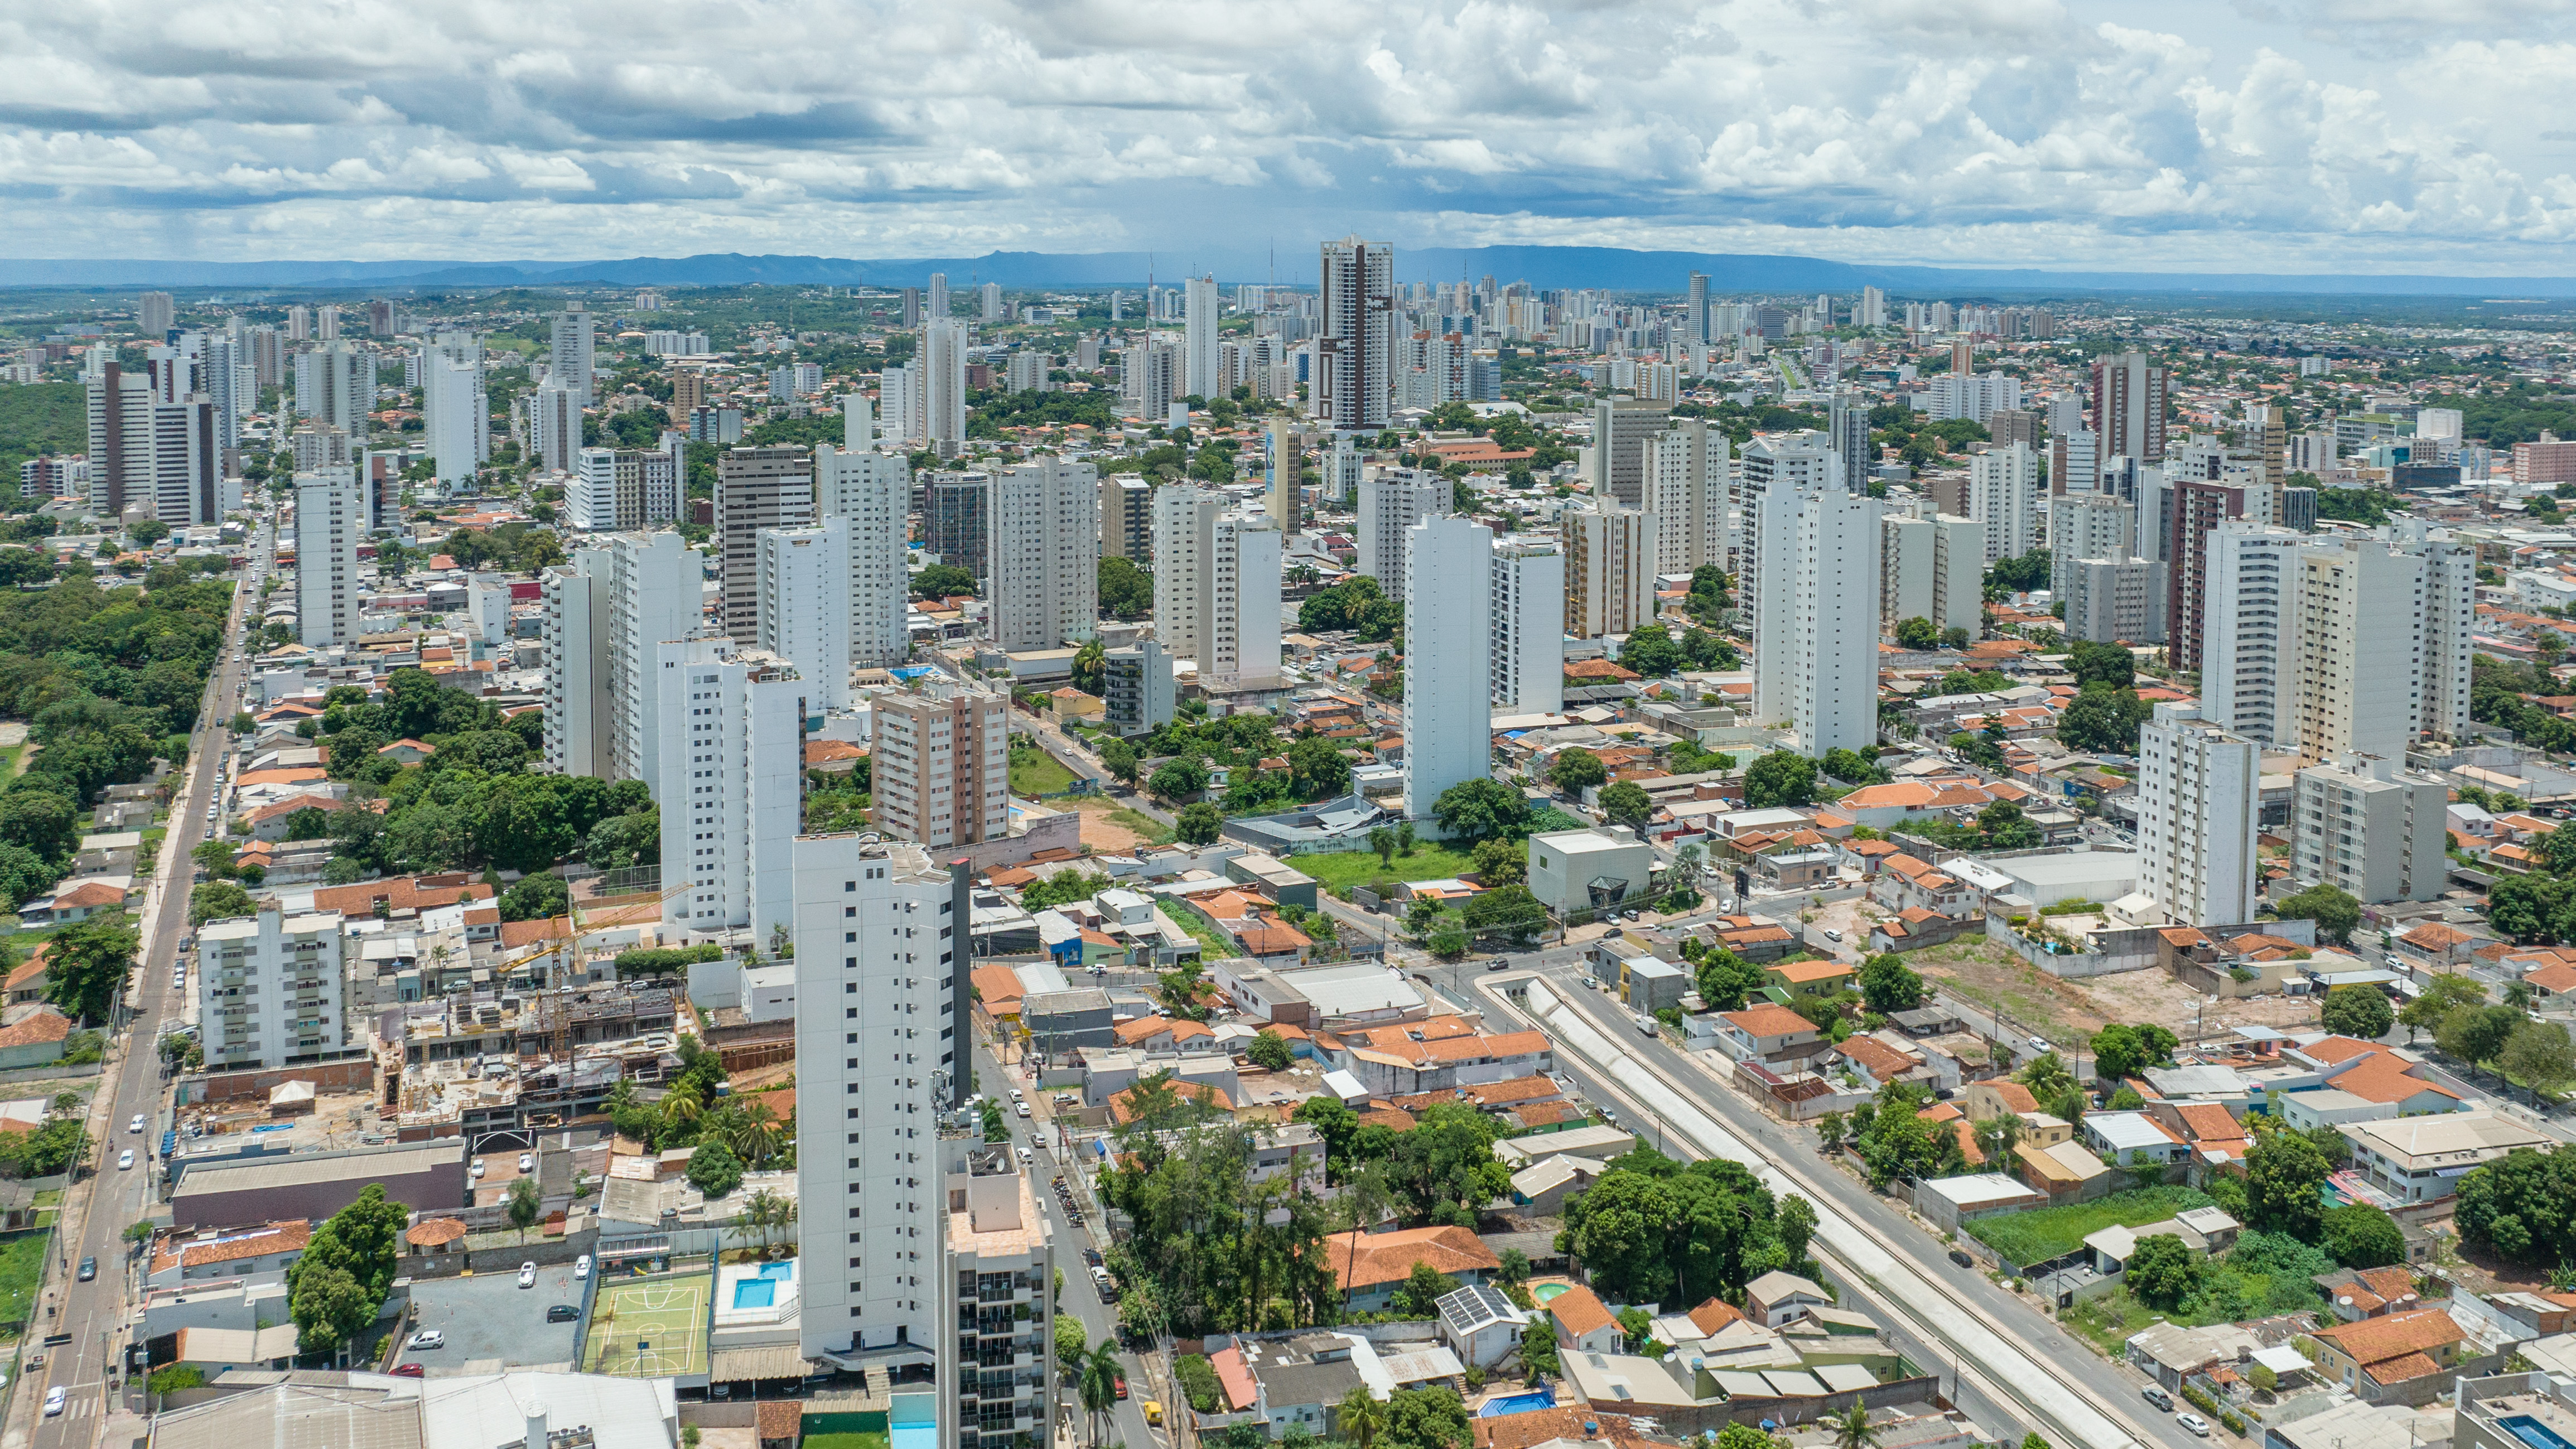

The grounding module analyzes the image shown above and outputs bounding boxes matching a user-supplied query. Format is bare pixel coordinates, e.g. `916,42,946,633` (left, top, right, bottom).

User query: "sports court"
583,1268,713,1379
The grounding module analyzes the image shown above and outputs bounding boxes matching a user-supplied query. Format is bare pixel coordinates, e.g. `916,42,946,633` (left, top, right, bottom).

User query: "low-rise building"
1527,827,1655,917
2308,1305,2468,1404
2339,1112,2550,1204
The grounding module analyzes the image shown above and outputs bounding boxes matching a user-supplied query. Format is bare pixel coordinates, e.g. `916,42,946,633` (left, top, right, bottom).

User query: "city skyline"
13,2,2576,275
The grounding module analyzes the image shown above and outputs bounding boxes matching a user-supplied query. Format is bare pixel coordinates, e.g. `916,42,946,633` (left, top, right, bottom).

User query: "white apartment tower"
1184,276,1222,400
2199,522,2303,746
1490,539,1565,715
1784,488,1883,755
760,520,856,712
873,677,1011,849
1642,419,1729,574
2049,492,2136,599
1563,505,1658,640
2136,703,2260,928
1968,442,2039,563
196,906,348,1071
1355,470,1449,601
1315,236,1394,432
551,303,595,407
2293,538,2426,764
925,321,968,452
936,1137,1058,1449
986,460,1101,652
1402,516,1496,822
2293,752,2448,905
295,469,363,646
658,639,808,946
816,444,914,667
294,342,370,434
1150,487,1281,687
792,834,965,1361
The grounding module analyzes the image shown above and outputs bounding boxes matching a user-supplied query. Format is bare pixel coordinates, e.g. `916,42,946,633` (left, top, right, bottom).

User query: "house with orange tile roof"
1337,1022,1554,1095
2395,920,2479,966
1830,1033,1930,1090
0,1006,69,1069
1869,854,1979,918
1107,1079,1234,1126
1919,1102,1985,1166
28,878,127,925
375,738,435,765
1764,956,1855,995
2315,1266,2425,1323
2278,1037,2465,1121
147,1220,313,1291
306,872,495,917
1111,1015,1218,1054
1324,1225,1501,1312
2,945,49,1006
1544,1282,1624,1355
1704,914,1797,961
1712,1004,1823,1065
2308,1306,2466,1403
1869,905,1977,954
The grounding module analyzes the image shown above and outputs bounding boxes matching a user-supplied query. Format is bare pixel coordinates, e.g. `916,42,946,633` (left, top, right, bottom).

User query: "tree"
1071,637,1107,695
2066,639,2136,689
1099,556,1153,620
1471,837,1526,888
2088,1024,2178,1083
1247,1029,1294,1072
2504,1019,2576,1105
2439,1002,2523,1070
1149,756,1208,801
2321,985,2395,1041
1339,1388,1388,1449
1858,954,1925,1013
1744,751,1818,809
1433,777,1531,843
285,1184,409,1358
1549,747,1607,793
498,873,571,924
2458,1144,2576,1265
1894,616,1940,650
2401,972,2486,1043
686,1140,745,1199
2274,883,2362,945
1081,1342,1123,1446
1369,826,1397,867
1287,736,1351,799
2124,1233,2201,1310
1393,1260,1462,1317
1778,1193,1817,1262
1055,1317,1089,1376
1175,802,1223,844
2243,1129,2330,1240
1596,780,1654,832
46,916,138,1023
2056,683,2153,754
504,1176,542,1242
2017,1051,2075,1101
2321,1201,2406,1269
1821,748,1881,785
189,879,258,926
911,563,977,598
1378,1386,1472,1449
1618,624,1683,678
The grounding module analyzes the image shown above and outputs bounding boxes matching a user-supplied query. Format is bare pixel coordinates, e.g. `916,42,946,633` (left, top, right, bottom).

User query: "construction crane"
504,875,697,1066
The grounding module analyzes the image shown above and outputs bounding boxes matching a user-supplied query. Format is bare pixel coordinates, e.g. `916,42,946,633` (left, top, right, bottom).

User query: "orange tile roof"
2314,1307,2463,1373
1980,1081,2040,1114
52,881,127,909
1326,1224,1499,1292
2403,921,2473,949
0,1008,69,1051
1547,1282,1615,1338
153,1219,312,1274
1683,1296,1744,1335
310,874,495,915
1772,958,1851,984
235,766,328,788
1722,1004,1817,1039
1836,1035,1924,1080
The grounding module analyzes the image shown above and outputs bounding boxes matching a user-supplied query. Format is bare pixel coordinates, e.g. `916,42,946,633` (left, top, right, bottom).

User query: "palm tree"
1079,1343,1121,1446
2507,980,2538,1012
1337,1387,1387,1449
1830,1403,1879,1449
723,1098,784,1167
1972,1110,2024,1165
1369,827,1396,867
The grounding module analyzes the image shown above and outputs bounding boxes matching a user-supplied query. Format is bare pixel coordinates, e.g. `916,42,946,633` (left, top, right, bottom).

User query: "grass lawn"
1157,900,1232,958
1297,844,1482,897
1965,1186,2214,1266
1103,805,1175,846
0,1234,46,1327
804,1436,890,1449
1009,748,1077,796
2061,1286,2163,1357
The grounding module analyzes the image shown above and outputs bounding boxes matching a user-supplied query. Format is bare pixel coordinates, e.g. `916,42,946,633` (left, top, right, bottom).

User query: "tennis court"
584,1271,712,1378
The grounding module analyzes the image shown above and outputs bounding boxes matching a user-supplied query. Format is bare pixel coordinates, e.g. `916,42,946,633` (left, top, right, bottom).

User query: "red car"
1115,1375,1127,1401
390,1363,425,1379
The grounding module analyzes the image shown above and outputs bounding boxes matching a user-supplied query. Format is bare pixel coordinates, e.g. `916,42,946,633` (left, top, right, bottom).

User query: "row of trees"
1559,1148,1818,1306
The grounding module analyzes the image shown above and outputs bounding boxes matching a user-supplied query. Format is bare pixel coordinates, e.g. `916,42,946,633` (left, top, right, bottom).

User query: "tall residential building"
84,359,149,519
1322,434,1363,504
792,834,966,1360
196,906,346,1071
295,469,363,645
657,638,807,945
924,321,967,452
541,532,700,783
2092,352,2169,466
1356,470,1448,600
1564,505,1658,640
2137,703,2260,928
2292,538,2427,764
2164,479,2246,673
1685,272,1710,342
1490,539,1564,715
137,291,174,338
1762,486,1883,754
315,303,340,340
1642,419,1728,574
1586,398,1672,509
1150,487,1281,687
935,1141,1055,1446
1967,442,2038,562
551,303,595,407
1266,418,1302,533
873,677,1010,849
419,334,488,484
717,447,816,643
815,444,914,668
759,520,855,712
1314,236,1394,432
1104,638,1176,736
1100,476,1151,562
293,342,370,433
2049,491,2136,598
979,280,1004,321
1826,390,1873,491
2199,522,2303,745
2061,558,2167,645
880,361,923,447
532,382,582,475
925,471,990,585
567,447,679,532
928,272,949,319
1402,516,1495,820
1119,336,1179,418
987,460,1100,652
2293,753,2448,905
2408,525,2478,741
1184,276,1222,400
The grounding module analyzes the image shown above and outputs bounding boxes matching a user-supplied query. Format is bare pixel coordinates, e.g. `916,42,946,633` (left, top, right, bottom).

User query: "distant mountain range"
2,247,2573,297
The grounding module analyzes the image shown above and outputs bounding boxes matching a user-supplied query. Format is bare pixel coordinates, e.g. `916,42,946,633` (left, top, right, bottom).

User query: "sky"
10,0,2576,275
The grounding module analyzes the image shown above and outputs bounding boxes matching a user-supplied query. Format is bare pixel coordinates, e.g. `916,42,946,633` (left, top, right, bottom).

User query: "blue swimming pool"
732,1278,776,1309
1480,1389,1556,1418
2501,1417,2576,1449
758,1260,795,1281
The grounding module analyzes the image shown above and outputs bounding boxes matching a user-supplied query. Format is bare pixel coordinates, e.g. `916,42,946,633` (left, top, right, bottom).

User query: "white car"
1017,1146,1033,1164
2027,1035,2052,1055
407,1330,444,1350
470,1157,485,1178
1009,1088,1024,1103
128,1115,145,1134
518,1153,533,1173
118,1149,134,1170
1015,1102,1030,1118
2176,1414,2211,1438
517,1262,537,1288
43,1387,65,1417
575,1255,591,1280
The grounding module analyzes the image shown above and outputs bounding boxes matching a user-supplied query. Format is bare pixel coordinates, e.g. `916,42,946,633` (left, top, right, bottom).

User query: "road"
1478,951,2215,1449
13,520,264,1449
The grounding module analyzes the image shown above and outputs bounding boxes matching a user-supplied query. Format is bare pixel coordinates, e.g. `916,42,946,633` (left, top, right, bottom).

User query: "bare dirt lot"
1894,931,2323,1051
1064,796,1170,854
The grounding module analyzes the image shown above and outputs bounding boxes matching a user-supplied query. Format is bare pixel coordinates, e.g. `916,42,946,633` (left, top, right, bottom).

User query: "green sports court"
583,1269,713,1378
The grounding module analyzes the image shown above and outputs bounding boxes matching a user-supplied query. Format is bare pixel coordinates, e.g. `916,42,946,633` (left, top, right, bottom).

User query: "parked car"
1947,1247,1974,1269
390,1363,425,1378
2027,1035,2052,1055
547,1305,581,1323
470,1157,485,1178
44,1387,65,1417
575,1255,591,1279
517,1262,537,1289
407,1330,445,1350
1822,928,1843,943
518,1153,533,1173
1142,1402,1163,1427
1015,1102,1030,1118
2177,1413,2210,1437
2141,1386,2174,1412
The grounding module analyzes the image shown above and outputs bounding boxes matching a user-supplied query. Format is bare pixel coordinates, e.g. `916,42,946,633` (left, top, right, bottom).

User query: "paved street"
10,522,266,1449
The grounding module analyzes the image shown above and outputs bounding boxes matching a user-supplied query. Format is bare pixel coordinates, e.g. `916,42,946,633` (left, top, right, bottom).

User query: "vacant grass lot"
1296,845,1480,898
1964,1186,2215,1267
1009,749,1077,796
0,1233,47,1327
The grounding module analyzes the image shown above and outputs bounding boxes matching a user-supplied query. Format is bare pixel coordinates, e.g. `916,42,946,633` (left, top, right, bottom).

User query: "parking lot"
391,1260,588,1373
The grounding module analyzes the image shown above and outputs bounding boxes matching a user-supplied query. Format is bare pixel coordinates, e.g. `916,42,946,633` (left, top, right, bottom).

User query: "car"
1009,1088,1024,1102
390,1363,426,1378
1822,928,1843,943
2176,1413,2210,1438
518,1153,534,1173
43,1387,64,1417
2027,1035,2052,1055
546,1305,581,1323
408,1330,445,1350
128,1115,145,1134
1115,1374,1128,1400
1016,1146,1031,1164
1948,1247,1974,1268
1015,1102,1030,1118
76,1257,95,1281
575,1255,591,1280
1634,1013,1657,1036
1581,974,1601,991
1142,1401,1164,1427
1599,1107,1620,1127
470,1157,485,1178
1082,1248,1104,1269
2141,1385,2174,1412
517,1262,537,1288
118,1149,134,1171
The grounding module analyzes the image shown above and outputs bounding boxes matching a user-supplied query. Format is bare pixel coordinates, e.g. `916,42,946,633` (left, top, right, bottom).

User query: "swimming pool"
732,1278,775,1309
1480,1389,1556,1418
2502,1417,2576,1449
